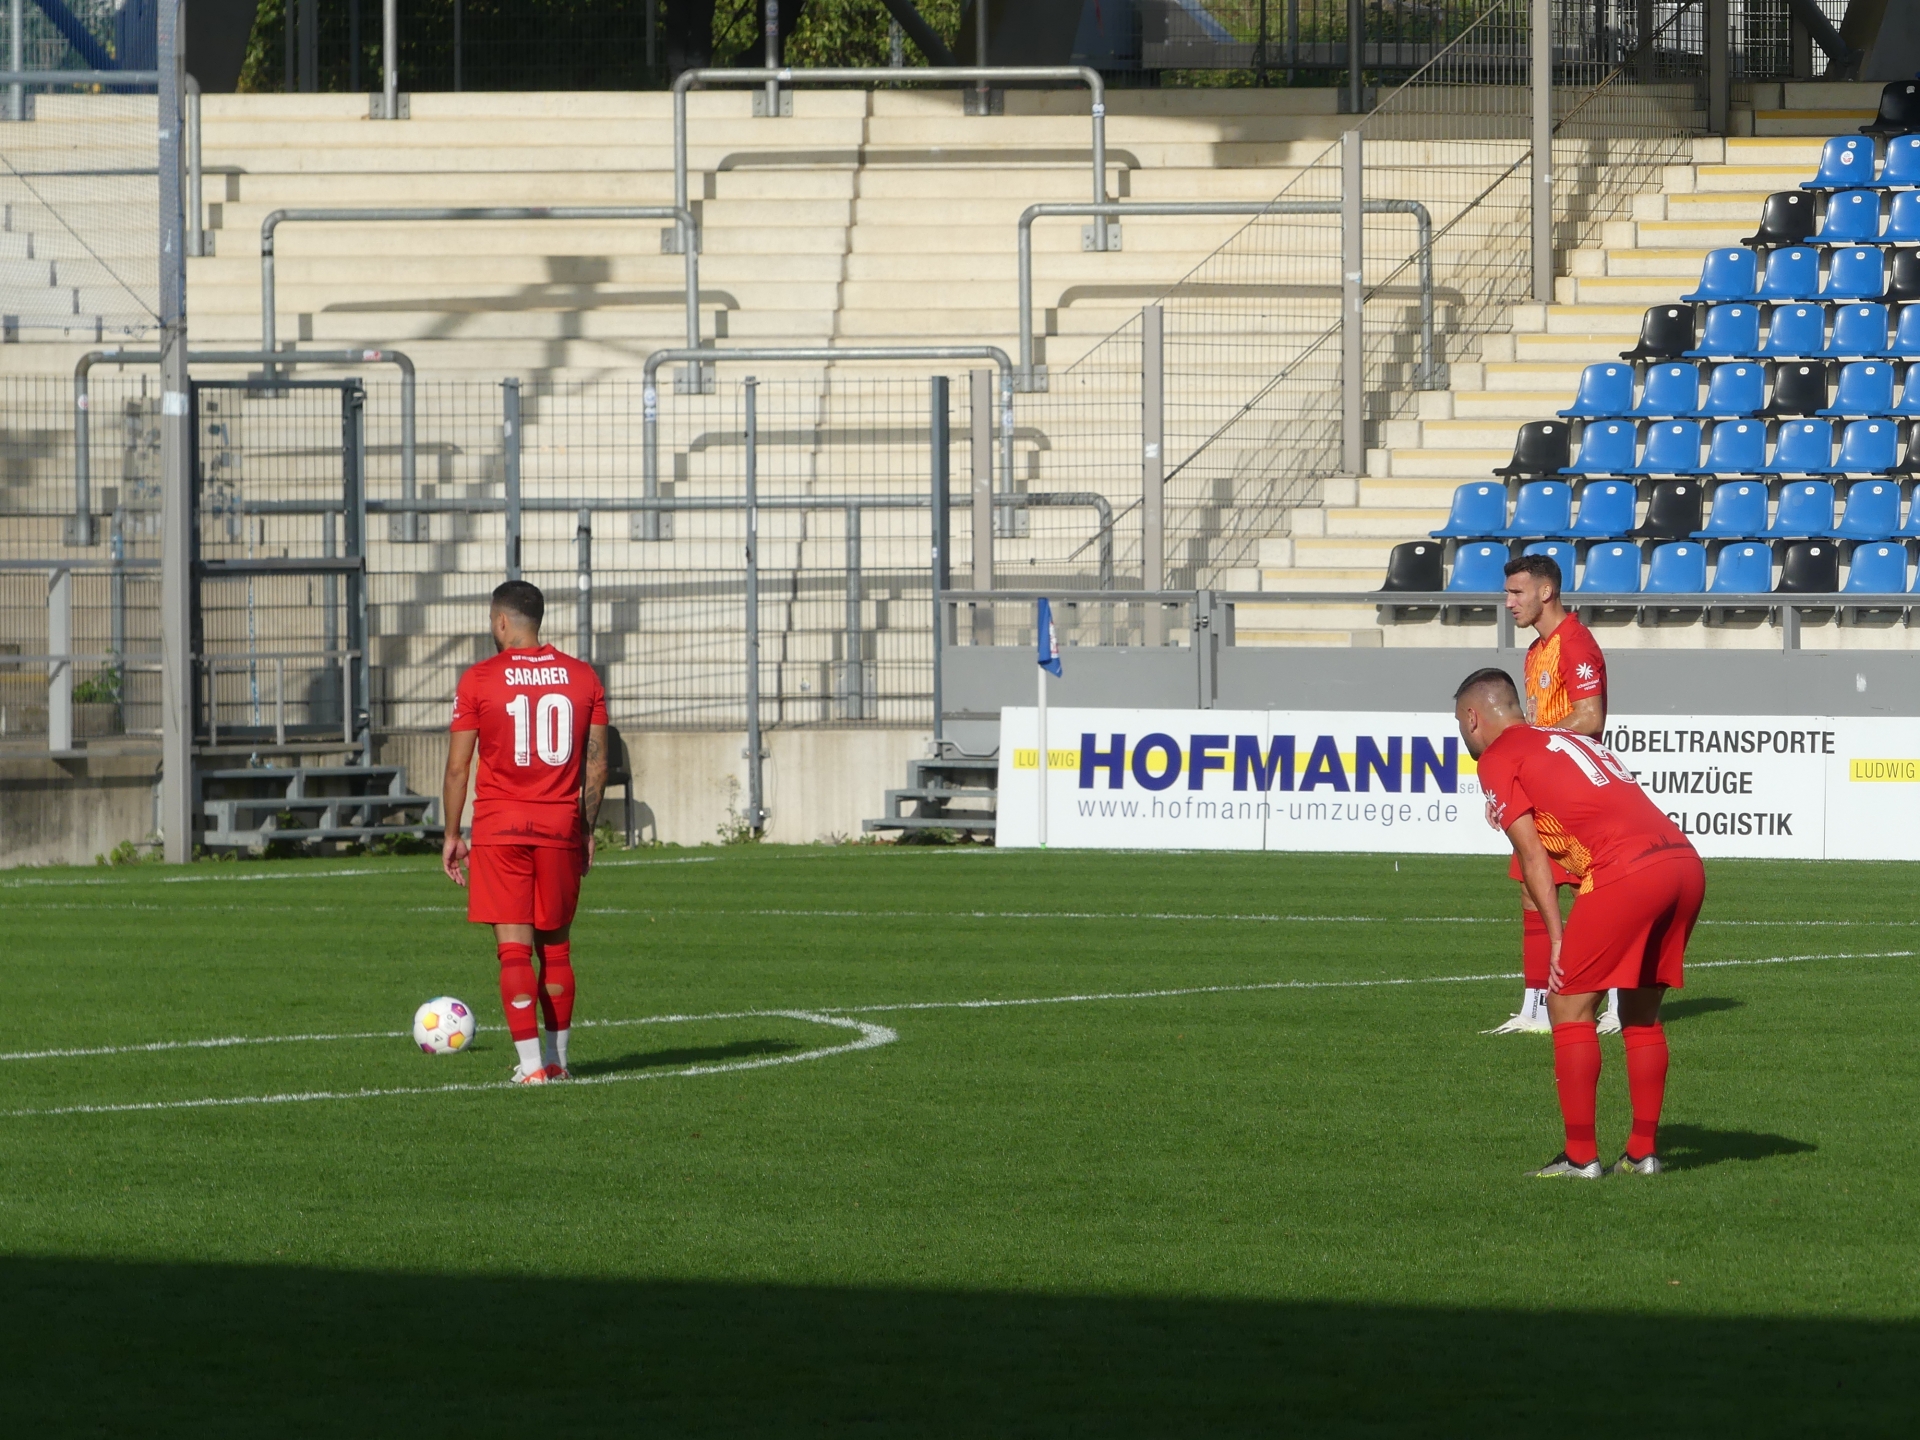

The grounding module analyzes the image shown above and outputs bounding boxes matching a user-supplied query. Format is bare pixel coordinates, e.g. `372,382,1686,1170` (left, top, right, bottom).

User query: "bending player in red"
1456,668,1703,1179
1487,554,1622,1037
442,581,609,1084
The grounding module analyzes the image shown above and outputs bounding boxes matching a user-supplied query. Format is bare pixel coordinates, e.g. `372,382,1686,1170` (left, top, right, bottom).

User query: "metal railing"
203,649,361,748
672,66,1113,252
258,205,703,359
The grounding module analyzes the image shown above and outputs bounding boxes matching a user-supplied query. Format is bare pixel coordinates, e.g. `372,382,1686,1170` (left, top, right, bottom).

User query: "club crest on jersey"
1537,671,1553,690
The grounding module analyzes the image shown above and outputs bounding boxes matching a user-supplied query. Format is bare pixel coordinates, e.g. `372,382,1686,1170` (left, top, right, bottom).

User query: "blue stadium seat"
1681,248,1759,303
1871,135,1920,189
1823,248,1887,300
1821,362,1897,417
1756,247,1821,301
1685,304,1761,359
1557,363,1636,419
1762,419,1837,475
1429,482,1507,539
1756,304,1826,358
1884,191,1920,241
1701,419,1767,475
1556,480,1637,539
1694,480,1769,538
1815,191,1883,243
1561,421,1638,476
1700,363,1765,417
1629,363,1702,418
1521,540,1577,574
1835,479,1902,540
1644,541,1707,594
1495,480,1573,538
1576,542,1642,594
1447,542,1510,592
1834,419,1899,475
1843,542,1909,595
1629,421,1704,476
1894,373,1920,417
1888,306,1920,358
1710,542,1773,593
1801,136,1877,190
1824,303,1892,358
1764,480,1838,535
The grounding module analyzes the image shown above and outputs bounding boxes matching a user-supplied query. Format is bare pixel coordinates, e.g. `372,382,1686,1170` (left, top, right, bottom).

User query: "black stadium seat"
1776,540,1839,594
1631,480,1704,539
1620,305,1694,362
1380,540,1445,592
1765,362,1828,417
1492,420,1571,482
1862,81,1920,139
1742,192,1817,248
1886,249,1920,306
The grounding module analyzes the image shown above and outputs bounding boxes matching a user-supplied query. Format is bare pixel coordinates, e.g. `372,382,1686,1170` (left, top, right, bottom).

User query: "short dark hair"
1454,666,1520,707
1503,553,1562,592
491,580,545,629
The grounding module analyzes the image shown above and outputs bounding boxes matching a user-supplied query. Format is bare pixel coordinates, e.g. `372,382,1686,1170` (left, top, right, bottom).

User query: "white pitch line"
0,1011,896,1119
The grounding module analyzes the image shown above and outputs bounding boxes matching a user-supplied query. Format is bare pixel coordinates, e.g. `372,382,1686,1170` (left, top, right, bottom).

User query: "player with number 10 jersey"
452,646,607,856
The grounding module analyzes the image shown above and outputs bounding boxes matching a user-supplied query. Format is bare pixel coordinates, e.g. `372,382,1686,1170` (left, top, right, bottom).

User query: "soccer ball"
413,997,476,1055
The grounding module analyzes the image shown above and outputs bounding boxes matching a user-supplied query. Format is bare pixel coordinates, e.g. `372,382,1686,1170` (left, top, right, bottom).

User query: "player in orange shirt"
1485,554,1622,1037
442,581,609,1084
1457,668,1704,1178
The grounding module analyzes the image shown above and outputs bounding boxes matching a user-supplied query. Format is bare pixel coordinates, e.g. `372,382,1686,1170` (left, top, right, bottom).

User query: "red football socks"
1521,908,1550,990
497,942,539,1042
1622,1022,1670,1160
1552,1020,1602,1165
537,942,576,1034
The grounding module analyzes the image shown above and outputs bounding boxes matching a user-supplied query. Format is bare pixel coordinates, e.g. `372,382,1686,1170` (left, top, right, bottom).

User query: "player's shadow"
1657,1122,1816,1171
570,1038,803,1078
1660,996,1745,1023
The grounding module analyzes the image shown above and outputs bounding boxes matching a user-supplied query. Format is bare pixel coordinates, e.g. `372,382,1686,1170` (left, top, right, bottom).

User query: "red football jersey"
450,644,608,848
1476,724,1693,893
1523,614,1606,729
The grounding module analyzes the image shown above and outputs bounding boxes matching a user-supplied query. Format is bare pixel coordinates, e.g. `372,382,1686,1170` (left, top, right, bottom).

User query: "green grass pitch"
2,847,1916,1436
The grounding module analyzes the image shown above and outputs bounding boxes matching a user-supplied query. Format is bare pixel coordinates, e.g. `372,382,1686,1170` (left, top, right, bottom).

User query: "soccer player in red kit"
1486,554,1620,1037
1456,668,1703,1179
442,581,609,1084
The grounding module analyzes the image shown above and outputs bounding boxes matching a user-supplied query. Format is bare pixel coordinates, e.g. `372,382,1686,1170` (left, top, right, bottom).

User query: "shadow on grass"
1663,996,1745,1023
1,1258,1912,1435
1660,1122,1817,1171
569,1038,802,1078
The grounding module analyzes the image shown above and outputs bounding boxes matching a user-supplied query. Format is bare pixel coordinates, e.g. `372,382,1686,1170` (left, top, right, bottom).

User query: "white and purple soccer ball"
413,997,476,1055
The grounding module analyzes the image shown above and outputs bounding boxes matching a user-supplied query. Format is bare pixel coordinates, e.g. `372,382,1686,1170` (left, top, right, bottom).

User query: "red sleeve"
450,667,482,732
588,677,608,726
1477,746,1534,832
1559,624,1606,700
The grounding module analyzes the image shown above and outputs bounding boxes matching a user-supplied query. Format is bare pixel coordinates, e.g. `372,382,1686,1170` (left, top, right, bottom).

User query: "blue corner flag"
1037,597,1063,676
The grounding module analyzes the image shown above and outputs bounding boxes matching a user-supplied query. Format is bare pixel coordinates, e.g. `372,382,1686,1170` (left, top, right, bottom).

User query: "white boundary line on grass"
1,948,1909,1119
0,856,716,892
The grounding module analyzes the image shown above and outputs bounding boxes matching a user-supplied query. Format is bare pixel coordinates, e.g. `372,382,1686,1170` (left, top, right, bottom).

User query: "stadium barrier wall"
995,705,1920,859
0,750,158,867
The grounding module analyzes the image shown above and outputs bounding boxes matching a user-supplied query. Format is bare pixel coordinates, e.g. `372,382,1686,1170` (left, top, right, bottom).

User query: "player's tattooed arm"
581,724,609,830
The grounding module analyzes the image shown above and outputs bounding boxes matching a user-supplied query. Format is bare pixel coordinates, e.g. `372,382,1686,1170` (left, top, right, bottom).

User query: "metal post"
1346,0,1363,113
1142,305,1165,607
350,0,360,91
285,0,294,94
383,0,398,118
646,0,656,71
1340,127,1364,477
158,0,193,862
843,504,863,721
1195,589,1216,707
453,0,462,91
110,507,126,666
889,19,904,68
969,369,993,645
48,568,72,752
1706,0,1729,136
641,371,662,541
1789,7,1812,80
1781,603,1801,651
344,385,371,764
299,0,317,92
575,507,592,667
1532,0,1554,303
323,510,338,722
929,375,948,746
185,75,204,258
502,378,522,579
743,378,766,836
763,0,780,116
1635,0,1653,83
9,0,22,122
274,657,286,746
976,0,989,111
1036,641,1048,847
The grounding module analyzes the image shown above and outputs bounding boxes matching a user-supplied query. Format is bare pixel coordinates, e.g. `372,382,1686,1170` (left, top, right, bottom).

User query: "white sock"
514,1036,544,1074
1522,987,1548,1022
1604,988,1619,1016
551,1028,570,1070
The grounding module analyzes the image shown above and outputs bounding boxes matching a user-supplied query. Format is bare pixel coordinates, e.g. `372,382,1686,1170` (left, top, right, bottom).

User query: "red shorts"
1552,853,1705,996
467,843,584,931
1509,852,1579,888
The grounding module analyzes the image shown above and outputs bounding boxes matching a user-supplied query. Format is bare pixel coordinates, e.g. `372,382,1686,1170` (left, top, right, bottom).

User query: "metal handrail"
259,206,702,359
639,344,1017,541
1016,199,1439,390
0,69,160,84
73,348,418,544
673,66,1111,251
202,649,363,749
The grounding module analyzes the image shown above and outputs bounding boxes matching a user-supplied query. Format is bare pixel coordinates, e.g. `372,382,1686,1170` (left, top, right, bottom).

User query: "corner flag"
1037,597,1062,676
